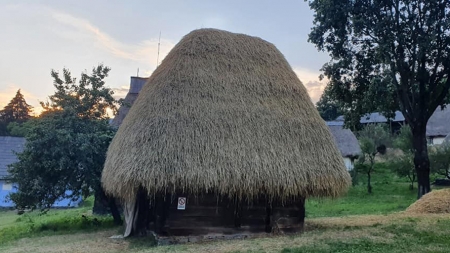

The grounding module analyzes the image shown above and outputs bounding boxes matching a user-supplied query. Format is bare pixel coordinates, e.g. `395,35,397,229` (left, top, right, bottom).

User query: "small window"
427,138,433,145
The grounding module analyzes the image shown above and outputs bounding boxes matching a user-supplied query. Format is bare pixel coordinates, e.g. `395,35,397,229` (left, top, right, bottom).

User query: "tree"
306,0,450,198
7,65,122,224
0,90,33,135
389,125,416,189
429,146,450,180
357,124,390,193
316,85,343,121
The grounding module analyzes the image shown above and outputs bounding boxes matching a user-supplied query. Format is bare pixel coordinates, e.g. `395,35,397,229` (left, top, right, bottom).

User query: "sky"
0,0,331,115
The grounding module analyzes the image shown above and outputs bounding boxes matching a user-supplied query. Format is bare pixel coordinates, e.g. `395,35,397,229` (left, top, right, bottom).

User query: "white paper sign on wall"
177,197,186,210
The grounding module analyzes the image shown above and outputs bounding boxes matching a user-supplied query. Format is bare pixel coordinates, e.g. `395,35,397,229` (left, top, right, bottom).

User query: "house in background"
326,121,362,170
426,107,450,145
0,136,81,208
111,76,148,128
336,111,405,134
336,107,450,145
0,136,25,207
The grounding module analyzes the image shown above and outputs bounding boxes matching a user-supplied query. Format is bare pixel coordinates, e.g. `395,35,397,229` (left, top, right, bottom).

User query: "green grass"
0,197,117,245
2,214,449,253
0,162,448,252
306,163,417,217
280,220,450,253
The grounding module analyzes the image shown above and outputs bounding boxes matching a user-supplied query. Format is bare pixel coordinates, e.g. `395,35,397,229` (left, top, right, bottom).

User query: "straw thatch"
102,28,351,202
326,122,361,158
405,189,450,214
427,107,450,138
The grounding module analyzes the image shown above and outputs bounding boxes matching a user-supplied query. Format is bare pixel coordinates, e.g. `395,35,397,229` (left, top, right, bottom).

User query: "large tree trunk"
93,188,123,225
411,125,431,199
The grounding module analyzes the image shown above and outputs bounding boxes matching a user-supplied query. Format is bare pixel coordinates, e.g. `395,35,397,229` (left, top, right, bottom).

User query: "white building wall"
432,137,445,145
343,157,354,171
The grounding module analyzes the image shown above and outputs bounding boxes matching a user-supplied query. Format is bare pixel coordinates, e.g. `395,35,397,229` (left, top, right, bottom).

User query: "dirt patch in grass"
1,230,127,253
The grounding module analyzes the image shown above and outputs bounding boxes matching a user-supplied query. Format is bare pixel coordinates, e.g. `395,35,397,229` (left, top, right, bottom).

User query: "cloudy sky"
0,0,330,115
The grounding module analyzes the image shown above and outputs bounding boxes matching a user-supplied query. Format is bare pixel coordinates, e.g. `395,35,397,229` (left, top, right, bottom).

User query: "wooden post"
155,193,171,235
234,198,242,228
297,197,306,231
134,187,150,236
265,203,272,233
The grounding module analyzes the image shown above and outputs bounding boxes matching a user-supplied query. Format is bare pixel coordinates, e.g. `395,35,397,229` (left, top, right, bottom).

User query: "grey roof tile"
0,136,26,179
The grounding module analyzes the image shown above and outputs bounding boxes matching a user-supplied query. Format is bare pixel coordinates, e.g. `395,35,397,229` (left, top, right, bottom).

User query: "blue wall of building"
0,180,82,208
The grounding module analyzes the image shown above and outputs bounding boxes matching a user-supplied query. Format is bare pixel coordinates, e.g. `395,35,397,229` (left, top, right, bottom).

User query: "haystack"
406,189,450,214
102,28,351,237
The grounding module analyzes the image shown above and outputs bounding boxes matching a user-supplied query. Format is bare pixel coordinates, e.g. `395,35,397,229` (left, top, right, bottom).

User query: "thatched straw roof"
102,29,351,201
326,122,361,158
427,107,450,137
111,77,148,128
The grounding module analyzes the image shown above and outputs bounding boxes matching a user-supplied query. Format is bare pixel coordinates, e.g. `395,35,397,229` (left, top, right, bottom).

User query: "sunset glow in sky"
0,1,330,115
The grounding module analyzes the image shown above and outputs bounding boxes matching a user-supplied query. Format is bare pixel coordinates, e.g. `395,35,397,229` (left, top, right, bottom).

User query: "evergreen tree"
0,90,33,135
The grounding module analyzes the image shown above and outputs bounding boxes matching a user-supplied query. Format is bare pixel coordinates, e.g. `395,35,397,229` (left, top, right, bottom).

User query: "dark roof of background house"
335,111,405,123
427,107,450,137
0,136,25,179
326,122,361,158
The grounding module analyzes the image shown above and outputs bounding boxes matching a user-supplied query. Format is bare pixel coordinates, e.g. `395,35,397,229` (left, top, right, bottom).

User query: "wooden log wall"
142,193,305,236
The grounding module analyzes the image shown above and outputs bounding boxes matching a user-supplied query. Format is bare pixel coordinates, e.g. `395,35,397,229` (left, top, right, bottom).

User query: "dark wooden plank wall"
146,193,305,236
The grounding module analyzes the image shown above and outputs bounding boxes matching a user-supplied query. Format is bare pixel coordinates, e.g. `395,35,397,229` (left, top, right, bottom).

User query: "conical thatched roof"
427,107,450,137
102,29,351,201
326,122,361,158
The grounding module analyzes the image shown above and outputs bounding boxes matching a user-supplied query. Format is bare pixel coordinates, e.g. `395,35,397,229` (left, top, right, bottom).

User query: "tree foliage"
357,124,391,193
8,114,114,208
388,125,416,189
6,121,35,137
316,85,343,121
41,66,117,119
7,65,121,223
0,90,33,135
306,0,450,198
429,146,450,180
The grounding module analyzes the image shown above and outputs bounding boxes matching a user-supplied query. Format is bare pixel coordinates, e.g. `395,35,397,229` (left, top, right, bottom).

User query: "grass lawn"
0,197,116,245
306,163,417,218
0,163,448,252
1,213,449,253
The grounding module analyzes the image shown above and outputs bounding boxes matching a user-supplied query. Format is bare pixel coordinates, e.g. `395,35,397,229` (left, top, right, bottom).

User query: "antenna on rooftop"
156,31,161,68
137,68,139,77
